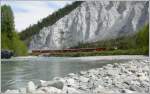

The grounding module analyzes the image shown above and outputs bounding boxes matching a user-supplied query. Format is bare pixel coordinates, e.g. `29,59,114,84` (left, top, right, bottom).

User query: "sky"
1,1,73,32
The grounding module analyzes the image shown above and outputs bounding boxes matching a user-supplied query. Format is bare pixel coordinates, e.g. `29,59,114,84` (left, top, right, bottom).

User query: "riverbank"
2,55,149,61
3,58,150,94
71,55,149,61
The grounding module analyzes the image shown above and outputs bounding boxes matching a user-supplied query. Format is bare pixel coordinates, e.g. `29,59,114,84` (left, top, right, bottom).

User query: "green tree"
1,5,14,49
12,31,28,56
136,24,149,47
1,5,14,33
1,5,27,56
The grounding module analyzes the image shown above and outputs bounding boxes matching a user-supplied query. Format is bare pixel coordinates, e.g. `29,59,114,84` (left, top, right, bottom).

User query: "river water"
1,56,129,92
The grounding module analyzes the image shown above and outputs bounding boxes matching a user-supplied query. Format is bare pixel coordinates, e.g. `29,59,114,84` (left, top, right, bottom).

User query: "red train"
32,48,106,54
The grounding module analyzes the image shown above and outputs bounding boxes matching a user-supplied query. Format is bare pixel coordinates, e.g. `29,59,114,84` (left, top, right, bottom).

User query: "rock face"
30,1,149,50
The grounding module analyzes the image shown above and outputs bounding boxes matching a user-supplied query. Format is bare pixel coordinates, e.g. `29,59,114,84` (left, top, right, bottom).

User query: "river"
1,56,131,92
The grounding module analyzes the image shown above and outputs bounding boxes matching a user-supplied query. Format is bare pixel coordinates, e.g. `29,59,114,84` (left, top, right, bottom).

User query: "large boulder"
39,80,64,89
26,81,36,93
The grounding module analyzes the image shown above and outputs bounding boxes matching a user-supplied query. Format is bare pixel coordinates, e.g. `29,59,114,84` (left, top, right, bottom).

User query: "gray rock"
94,85,114,93
120,89,135,93
63,86,81,94
30,1,148,50
39,80,64,89
66,78,75,86
34,89,45,94
140,81,150,87
106,69,119,77
68,73,76,77
79,76,89,83
123,80,131,86
129,85,143,92
79,71,87,75
113,63,119,68
26,81,36,93
19,88,26,93
38,87,62,94
5,90,19,94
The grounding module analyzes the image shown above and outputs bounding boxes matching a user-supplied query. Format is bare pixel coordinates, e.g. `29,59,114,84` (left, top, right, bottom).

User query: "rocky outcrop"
4,59,150,94
1,50,13,59
30,1,149,50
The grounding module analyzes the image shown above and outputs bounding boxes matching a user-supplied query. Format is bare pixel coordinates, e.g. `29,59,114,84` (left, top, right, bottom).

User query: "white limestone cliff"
30,1,149,50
